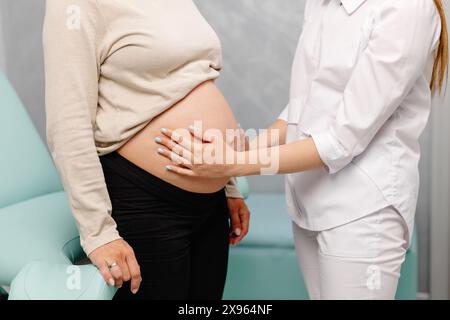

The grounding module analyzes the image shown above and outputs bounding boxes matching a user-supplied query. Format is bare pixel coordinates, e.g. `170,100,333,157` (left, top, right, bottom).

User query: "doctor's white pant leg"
292,206,409,300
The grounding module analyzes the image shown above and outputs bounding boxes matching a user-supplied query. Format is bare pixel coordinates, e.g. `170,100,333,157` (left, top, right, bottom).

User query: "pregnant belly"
116,80,238,193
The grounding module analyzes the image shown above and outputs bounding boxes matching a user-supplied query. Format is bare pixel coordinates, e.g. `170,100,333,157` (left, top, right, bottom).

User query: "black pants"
99,151,230,300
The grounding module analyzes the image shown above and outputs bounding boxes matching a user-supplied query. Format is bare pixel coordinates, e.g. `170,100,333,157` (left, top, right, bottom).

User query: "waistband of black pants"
99,151,227,209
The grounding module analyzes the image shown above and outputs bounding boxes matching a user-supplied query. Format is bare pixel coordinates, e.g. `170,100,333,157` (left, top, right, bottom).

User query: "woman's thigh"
101,152,230,300
317,206,409,300
189,195,230,300
112,204,194,300
102,161,201,300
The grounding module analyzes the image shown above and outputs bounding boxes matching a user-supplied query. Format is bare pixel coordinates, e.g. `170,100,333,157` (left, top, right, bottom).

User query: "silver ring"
108,262,119,269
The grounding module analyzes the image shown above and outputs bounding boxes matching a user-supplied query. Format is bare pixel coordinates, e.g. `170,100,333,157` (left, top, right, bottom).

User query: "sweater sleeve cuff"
82,228,123,257
225,177,244,199
311,129,352,174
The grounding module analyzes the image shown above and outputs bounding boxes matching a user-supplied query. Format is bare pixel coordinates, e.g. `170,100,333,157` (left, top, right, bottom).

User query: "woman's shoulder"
45,0,103,11
44,0,106,23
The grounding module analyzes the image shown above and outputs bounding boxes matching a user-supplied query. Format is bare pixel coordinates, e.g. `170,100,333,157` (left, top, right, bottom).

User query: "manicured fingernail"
160,128,168,134
188,125,196,132
108,278,115,286
235,228,242,236
157,148,164,154
154,137,162,143
165,165,173,171
132,288,138,294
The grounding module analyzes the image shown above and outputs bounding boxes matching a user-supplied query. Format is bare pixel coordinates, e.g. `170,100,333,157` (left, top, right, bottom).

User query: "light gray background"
0,0,440,295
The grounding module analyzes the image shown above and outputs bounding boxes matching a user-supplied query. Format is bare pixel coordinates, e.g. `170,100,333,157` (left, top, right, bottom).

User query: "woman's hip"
99,151,228,224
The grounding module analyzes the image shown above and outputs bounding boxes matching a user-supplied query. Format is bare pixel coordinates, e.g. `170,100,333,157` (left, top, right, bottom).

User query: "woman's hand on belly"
156,119,324,177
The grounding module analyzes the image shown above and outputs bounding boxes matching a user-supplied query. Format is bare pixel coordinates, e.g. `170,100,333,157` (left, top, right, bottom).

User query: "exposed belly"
117,80,238,193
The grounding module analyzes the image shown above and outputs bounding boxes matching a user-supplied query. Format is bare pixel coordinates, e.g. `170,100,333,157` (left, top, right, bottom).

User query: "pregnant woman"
157,0,448,299
43,0,249,300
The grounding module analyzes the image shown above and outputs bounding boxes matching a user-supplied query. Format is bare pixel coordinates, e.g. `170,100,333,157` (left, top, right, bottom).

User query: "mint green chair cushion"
224,193,309,300
236,177,249,199
0,190,117,300
0,192,76,284
9,262,116,300
0,71,115,299
0,73,62,210
224,193,418,300
224,247,309,300
236,194,294,248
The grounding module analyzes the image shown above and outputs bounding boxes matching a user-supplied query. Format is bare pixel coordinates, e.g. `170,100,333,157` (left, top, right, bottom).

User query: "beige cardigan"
43,0,242,256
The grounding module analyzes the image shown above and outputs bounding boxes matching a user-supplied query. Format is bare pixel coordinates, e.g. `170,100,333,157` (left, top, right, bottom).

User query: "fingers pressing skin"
155,135,190,157
188,125,216,143
160,125,214,145
156,126,237,179
155,131,198,176
159,128,194,151
165,164,196,177
156,144,192,167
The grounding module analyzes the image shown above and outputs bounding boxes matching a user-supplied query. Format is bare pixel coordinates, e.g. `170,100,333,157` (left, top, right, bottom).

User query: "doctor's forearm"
247,119,288,151
232,137,324,176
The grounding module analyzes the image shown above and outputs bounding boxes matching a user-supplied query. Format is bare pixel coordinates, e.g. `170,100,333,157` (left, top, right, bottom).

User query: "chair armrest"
9,261,117,300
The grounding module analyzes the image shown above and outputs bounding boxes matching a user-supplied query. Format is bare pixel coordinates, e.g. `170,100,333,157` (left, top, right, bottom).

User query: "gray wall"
0,0,45,137
0,0,434,294
196,0,305,192
0,6,5,72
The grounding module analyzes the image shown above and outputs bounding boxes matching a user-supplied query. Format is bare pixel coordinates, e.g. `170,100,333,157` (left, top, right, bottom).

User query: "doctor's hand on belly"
118,80,250,246
154,119,324,179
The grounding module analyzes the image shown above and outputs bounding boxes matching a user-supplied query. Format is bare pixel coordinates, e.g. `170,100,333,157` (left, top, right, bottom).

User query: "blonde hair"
431,0,449,94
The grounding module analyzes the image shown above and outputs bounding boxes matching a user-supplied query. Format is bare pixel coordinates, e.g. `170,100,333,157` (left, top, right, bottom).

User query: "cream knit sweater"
43,0,242,256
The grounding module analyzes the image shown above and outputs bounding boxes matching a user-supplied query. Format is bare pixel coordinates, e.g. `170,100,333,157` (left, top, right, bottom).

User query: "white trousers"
292,206,409,300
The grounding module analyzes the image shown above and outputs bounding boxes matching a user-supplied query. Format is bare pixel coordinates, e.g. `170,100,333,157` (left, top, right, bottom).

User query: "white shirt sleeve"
277,104,289,122
311,0,442,174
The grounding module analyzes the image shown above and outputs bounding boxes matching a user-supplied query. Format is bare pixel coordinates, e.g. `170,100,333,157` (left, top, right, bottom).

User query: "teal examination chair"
0,71,417,300
0,72,116,299
223,192,418,300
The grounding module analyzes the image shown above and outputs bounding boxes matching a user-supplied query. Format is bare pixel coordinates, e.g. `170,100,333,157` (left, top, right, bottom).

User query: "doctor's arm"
233,2,440,177
232,1,442,177
246,118,289,151
157,1,440,178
